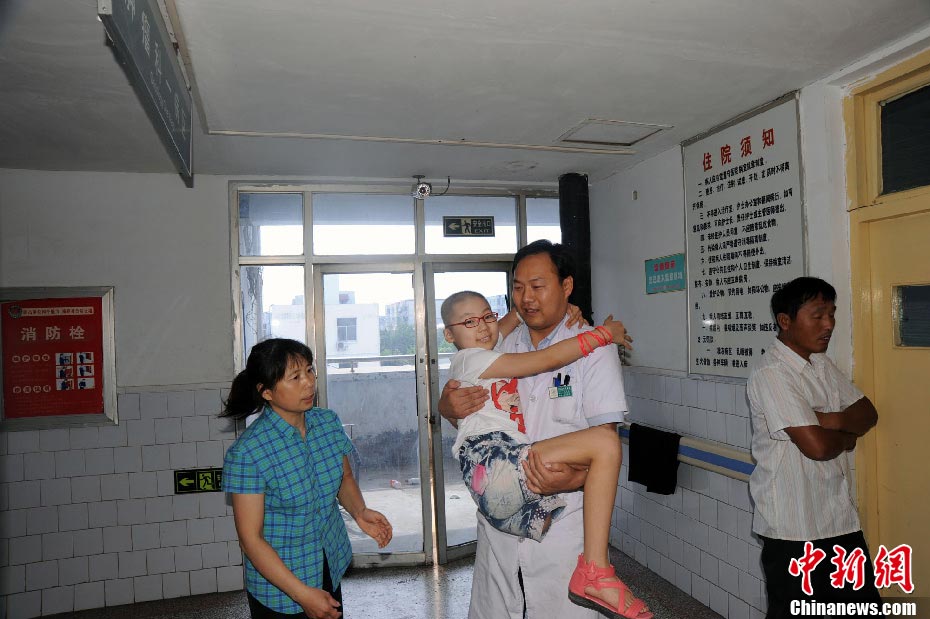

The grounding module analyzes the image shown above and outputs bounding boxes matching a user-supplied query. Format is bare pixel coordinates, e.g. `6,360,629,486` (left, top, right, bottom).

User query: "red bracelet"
595,325,614,344
577,333,592,357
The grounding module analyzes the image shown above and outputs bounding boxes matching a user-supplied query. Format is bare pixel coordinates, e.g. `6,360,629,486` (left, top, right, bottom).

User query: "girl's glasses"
447,312,499,329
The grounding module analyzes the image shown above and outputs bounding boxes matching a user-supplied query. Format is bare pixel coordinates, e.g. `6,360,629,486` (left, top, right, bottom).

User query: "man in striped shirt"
748,277,883,619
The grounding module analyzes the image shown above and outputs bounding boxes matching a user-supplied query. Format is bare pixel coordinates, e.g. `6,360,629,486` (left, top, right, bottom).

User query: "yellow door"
868,202,930,598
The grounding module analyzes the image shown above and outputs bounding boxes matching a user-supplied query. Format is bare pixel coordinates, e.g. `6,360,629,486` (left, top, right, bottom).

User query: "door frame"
844,48,930,548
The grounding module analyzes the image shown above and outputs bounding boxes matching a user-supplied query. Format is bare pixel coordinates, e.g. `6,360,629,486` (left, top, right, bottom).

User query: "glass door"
425,263,511,564
315,267,431,566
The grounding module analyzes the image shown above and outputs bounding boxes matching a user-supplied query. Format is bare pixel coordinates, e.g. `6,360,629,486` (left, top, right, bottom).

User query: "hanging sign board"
443,216,495,237
1,288,117,429
683,95,805,378
645,254,686,294
98,0,193,186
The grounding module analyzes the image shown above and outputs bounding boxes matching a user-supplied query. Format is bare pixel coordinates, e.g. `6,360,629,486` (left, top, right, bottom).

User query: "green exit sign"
174,468,223,494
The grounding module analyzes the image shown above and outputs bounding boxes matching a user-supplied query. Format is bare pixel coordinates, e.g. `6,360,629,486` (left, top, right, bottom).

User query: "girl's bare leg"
532,425,637,610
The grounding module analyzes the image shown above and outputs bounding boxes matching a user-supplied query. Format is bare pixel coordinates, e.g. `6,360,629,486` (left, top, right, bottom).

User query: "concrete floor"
51,548,723,619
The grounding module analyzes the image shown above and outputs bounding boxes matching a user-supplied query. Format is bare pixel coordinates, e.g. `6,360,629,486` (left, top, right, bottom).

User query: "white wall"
0,171,234,388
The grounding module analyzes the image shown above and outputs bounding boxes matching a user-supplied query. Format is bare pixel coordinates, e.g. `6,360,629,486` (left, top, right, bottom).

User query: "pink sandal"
568,554,654,619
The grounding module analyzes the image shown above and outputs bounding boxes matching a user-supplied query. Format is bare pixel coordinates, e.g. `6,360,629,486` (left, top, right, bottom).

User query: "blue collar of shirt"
518,314,570,350
260,405,312,441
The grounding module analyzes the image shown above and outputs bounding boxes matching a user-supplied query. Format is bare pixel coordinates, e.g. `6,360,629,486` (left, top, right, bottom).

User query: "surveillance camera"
414,181,432,198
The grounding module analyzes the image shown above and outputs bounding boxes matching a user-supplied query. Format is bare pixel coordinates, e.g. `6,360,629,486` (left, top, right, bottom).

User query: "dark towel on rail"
627,423,681,495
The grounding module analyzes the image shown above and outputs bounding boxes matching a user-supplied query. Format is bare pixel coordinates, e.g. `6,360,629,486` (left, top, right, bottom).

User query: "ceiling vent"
556,119,671,148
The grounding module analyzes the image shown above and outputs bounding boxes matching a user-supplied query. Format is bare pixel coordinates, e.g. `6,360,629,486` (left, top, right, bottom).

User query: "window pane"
526,197,561,244
312,194,415,255
881,84,930,194
239,265,305,360
894,284,930,347
238,193,303,256
425,195,517,254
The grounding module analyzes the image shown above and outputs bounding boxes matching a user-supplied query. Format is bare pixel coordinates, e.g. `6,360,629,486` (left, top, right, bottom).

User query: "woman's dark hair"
221,338,314,420
770,277,837,327
512,239,575,282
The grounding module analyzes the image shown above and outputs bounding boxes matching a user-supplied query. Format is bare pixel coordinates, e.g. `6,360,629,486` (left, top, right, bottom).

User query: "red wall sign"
1,297,105,418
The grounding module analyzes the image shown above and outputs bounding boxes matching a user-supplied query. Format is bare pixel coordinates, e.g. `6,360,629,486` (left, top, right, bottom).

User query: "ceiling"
1,0,930,185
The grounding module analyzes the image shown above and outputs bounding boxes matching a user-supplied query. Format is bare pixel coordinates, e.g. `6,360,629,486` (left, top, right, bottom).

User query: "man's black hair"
771,277,837,325
512,239,575,282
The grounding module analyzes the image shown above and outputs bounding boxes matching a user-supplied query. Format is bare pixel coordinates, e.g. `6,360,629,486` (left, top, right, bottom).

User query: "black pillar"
558,172,592,324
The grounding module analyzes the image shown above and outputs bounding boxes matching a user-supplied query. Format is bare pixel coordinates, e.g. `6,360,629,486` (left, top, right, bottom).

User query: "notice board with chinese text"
1,288,117,429
683,95,805,378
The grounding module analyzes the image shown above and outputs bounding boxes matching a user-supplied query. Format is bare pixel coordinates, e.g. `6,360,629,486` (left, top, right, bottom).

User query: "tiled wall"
611,367,767,619
0,387,244,618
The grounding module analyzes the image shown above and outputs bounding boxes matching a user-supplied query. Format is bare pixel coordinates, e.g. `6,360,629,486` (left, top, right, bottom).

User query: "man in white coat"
440,240,630,619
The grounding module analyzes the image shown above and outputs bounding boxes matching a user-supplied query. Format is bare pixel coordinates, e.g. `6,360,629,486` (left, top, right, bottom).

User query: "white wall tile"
691,574,710,606
682,541,701,573
681,379,698,407
73,581,105,611
72,529,103,557
88,501,117,528
117,393,141,421
25,560,58,590
719,561,740,595
725,416,748,449
117,551,147,578
0,564,26,595
38,430,70,452
167,391,195,417
23,453,55,481
208,416,236,441
145,496,174,524
182,417,210,443
690,468,710,495
735,387,751,417
88,553,117,582
131,524,160,551
101,477,130,505
664,377,682,405
699,494,717,527
59,556,88,586
689,408,708,439
196,441,224,468
660,554,676,583
697,381,717,411
199,494,226,518
709,472,731,503
58,504,89,532
718,503,738,536
1,455,25,483
217,565,244,593
169,443,198,469
133,574,163,602
729,595,750,619
129,472,159,499
701,551,718,585
674,405,690,434
728,478,753,512
190,567,217,595
728,535,749,571
140,393,168,420
83,448,115,476
71,476,101,503
40,478,71,506
715,382,736,414
25,507,58,535
69,427,100,450
9,481,40,510
113,447,142,474
7,432,38,455
41,584,74,614
708,528,728,561
201,542,229,569
97,424,128,449
213,516,237,543
154,418,183,445
195,390,223,416
707,412,728,443
709,582,729,617
739,571,762,610
146,547,175,574
174,495,199,521
156,470,175,496
126,420,156,447
174,545,203,572
159,520,187,547
105,577,134,606
748,543,764,580
7,590,41,619
9,536,42,566
102,526,131,554
117,499,147,526
682,489,700,520
162,571,190,598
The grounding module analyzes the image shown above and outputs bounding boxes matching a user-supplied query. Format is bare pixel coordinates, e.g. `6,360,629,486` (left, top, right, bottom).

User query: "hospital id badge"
548,385,573,399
